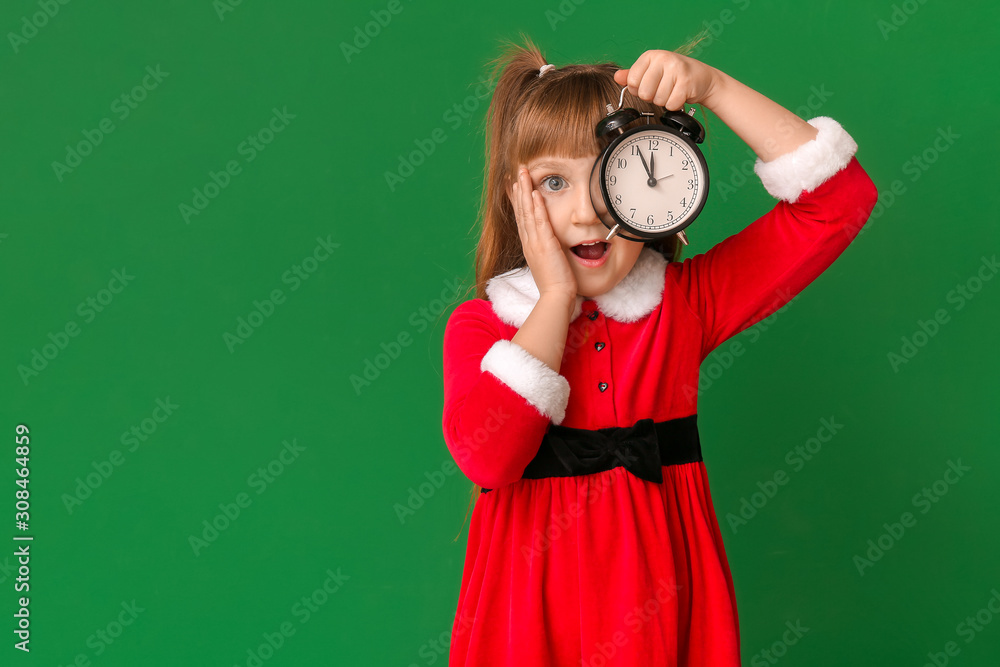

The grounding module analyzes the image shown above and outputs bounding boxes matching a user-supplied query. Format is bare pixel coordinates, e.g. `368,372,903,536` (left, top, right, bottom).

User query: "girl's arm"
614,51,879,359
616,51,819,163
701,68,819,163
442,298,572,489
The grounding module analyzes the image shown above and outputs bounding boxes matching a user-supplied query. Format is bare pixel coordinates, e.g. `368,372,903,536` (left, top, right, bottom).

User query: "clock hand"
637,150,656,187
656,174,674,182
637,150,652,180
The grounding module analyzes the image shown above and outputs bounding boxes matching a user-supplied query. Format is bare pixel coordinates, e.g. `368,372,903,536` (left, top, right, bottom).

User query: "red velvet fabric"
442,156,878,665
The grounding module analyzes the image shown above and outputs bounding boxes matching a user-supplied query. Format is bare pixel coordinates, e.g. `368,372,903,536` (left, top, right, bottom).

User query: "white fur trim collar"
485,246,668,329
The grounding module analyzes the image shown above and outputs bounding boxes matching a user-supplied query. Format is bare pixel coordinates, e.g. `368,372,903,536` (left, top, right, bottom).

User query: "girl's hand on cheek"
508,166,577,300
614,50,720,110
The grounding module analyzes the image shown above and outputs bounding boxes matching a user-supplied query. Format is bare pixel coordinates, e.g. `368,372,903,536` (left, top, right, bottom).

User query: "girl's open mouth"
570,241,609,267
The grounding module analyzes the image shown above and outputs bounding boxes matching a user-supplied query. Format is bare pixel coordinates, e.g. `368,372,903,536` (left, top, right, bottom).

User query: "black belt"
480,414,702,493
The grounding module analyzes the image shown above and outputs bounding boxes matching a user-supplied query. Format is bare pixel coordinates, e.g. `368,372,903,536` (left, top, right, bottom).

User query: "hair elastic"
538,63,555,77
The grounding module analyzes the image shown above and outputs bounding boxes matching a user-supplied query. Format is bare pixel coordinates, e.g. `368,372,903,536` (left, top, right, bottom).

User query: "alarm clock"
589,86,710,244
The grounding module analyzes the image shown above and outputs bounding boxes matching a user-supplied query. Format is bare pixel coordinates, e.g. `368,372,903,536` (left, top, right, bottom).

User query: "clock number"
615,194,622,205
681,159,689,171
647,139,659,151
629,208,636,218
609,175,616,186
617,158,627,169
666,211,674,221
687,179,694,190
630,145,641,156
680,197,686,207
646,214,654,224
669,146,674,157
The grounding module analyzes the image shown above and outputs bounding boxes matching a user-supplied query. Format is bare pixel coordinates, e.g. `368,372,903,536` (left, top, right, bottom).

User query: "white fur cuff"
754,116,858,203
480,339,570,425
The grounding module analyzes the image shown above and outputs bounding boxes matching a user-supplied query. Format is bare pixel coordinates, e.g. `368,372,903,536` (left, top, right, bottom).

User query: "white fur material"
480,339,571,425
597,247,668,323
485,246,668,329
754,116,859,204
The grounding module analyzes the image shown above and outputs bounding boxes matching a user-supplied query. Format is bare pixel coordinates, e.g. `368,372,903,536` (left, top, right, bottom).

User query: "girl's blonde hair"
453,30,714,540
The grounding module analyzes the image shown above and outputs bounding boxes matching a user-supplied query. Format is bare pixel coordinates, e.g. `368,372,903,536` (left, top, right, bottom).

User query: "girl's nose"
572,182,602,225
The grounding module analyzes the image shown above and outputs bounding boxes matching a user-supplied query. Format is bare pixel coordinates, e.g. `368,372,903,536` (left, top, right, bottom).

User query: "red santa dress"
441,116,878,666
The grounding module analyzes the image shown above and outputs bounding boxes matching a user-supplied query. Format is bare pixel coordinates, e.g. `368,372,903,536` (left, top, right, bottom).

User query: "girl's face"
508,154,645,299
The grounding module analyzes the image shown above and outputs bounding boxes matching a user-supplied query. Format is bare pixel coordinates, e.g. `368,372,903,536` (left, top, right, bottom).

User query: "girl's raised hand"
614,50,720,110
508,166,578,300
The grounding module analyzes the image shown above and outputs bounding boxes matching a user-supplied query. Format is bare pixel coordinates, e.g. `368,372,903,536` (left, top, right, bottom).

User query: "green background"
2,0,998,665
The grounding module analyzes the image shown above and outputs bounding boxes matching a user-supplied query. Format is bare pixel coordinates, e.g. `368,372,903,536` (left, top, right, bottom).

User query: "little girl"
441,33,877,666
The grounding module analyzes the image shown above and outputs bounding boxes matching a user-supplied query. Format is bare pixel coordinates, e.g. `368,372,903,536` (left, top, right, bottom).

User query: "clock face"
602,128,707,235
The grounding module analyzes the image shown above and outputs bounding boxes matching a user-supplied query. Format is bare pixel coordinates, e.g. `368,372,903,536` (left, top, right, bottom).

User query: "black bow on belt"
521,417,667,484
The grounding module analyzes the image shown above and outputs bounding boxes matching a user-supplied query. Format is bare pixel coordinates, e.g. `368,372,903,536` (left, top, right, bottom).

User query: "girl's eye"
540,175,566,192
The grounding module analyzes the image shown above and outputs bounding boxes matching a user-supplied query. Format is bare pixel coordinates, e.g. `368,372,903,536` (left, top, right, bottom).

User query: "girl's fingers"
517,169,536,243
510,179,521,226
654,69,675,108
636,61,663,103
624,52,652,95
623,51,693,107
532,190,551,234
665,83,687,112
532,191,563,254
512,180,524,239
